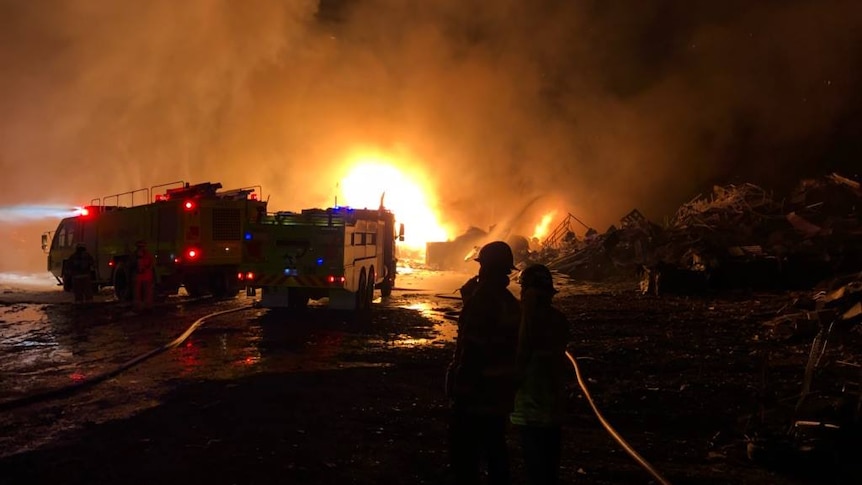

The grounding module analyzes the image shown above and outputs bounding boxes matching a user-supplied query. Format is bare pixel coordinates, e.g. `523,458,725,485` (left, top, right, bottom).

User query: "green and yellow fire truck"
238,205,403,310
43,181,267,299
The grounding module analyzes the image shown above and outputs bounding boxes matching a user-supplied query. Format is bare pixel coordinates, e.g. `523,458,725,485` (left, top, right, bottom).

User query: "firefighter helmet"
518,264,557,293
474,241,517,273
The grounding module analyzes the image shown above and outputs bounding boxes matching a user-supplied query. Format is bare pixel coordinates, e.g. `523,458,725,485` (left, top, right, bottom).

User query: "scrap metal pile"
536,173,862,295
752,272,862,466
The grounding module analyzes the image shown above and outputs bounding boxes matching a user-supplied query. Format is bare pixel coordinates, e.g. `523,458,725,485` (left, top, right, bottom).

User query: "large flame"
531,211,557,241
338,152,450,254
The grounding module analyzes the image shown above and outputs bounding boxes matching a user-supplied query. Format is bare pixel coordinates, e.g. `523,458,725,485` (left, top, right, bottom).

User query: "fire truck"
42,181,267,300
238,205,403,310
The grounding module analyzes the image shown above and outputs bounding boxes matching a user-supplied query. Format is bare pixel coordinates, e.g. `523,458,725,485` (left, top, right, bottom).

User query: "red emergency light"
327,275,346,285
250,193,258,201
186,248,200,259
184,200,195,211
237,271,255,281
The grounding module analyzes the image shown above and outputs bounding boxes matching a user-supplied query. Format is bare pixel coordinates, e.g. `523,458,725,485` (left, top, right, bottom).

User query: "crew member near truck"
68,243,95,304
133,240,154,312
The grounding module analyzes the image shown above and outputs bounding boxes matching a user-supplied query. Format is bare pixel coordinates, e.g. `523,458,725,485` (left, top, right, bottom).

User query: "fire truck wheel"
379,267,393,297
112,263,132,301
356,270,367,311
184,283,205,298
365,268,375,308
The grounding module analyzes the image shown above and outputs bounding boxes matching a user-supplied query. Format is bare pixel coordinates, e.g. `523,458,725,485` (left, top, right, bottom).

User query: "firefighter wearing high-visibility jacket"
133,240,154,312
511,264,570,485
446,241,521,485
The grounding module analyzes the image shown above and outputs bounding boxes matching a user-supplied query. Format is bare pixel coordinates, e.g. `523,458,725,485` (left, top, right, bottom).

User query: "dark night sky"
1,0,861,271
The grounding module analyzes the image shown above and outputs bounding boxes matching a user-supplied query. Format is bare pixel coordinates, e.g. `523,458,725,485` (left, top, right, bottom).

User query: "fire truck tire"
379,267,393,297
184,283,205,298
356,270,367,311
365,268,375,308
112,263,132,301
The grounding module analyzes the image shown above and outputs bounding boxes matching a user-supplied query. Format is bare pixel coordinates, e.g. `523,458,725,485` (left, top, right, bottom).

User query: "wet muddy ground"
0,269,859,484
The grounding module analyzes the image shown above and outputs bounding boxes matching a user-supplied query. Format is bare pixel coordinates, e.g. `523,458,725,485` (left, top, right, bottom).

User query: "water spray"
0,205,84,223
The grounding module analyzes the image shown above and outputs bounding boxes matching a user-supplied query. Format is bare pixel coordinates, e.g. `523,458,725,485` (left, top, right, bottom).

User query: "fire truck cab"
44,181,267,300
239,205,402,310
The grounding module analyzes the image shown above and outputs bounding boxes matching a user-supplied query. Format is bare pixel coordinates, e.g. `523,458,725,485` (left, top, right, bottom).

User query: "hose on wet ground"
0,306,248,412
566,350,672,485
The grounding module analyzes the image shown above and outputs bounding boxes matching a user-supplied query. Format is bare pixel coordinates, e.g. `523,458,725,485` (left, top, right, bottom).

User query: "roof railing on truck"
82,181,264,212
83,181,186,211
92,186,151,210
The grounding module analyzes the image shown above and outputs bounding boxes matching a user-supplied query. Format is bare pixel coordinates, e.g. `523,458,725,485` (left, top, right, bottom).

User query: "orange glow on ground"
338,152,450,253
532,211,557,241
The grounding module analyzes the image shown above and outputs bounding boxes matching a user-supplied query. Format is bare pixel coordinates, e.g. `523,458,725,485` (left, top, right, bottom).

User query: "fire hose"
566,350,672,485
4,295,670,483
0,306,248,412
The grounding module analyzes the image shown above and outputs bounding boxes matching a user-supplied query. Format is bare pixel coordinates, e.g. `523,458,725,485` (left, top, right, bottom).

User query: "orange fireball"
338,151,451,253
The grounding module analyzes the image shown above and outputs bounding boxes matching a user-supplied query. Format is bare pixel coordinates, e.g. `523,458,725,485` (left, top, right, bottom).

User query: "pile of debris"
752,272,862,466
536,209,660,281
535,173,862,294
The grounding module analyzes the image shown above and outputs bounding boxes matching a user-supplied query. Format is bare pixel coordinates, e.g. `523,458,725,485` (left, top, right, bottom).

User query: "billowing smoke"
2,0,860,272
